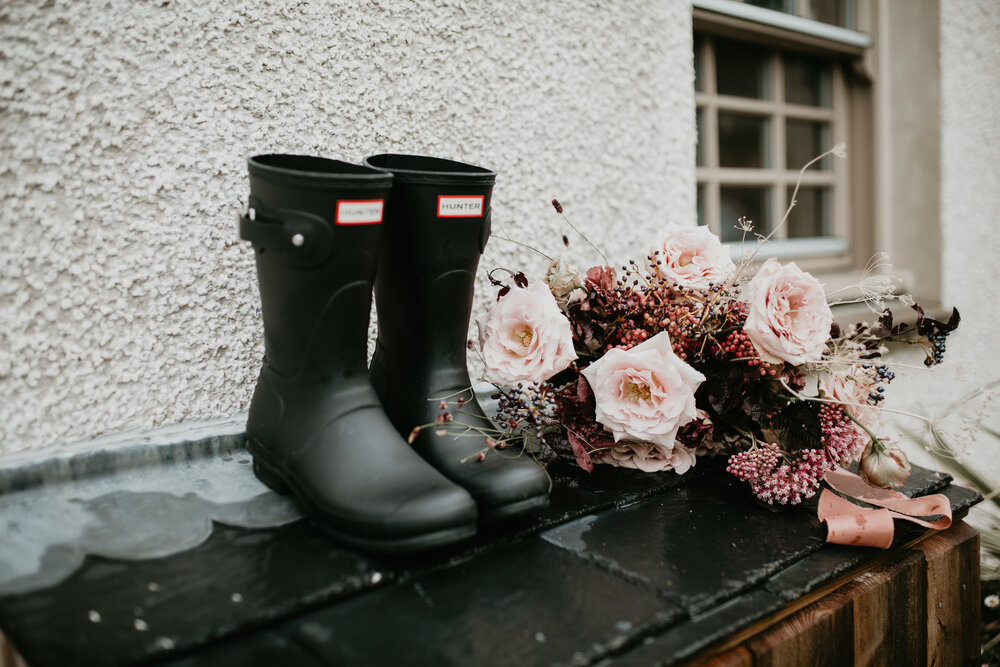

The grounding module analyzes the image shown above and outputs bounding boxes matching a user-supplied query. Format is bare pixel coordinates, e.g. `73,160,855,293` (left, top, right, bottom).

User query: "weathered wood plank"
698,647,753,666
742,588,854,666
848,550,926,666
914,522,980,667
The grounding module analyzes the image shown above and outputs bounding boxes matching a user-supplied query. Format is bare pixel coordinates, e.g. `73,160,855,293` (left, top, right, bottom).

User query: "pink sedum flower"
581,331,705,449
478,281,577,386
743,258,833,365
602,442,698,474
651,224,735,289
858,438,911,489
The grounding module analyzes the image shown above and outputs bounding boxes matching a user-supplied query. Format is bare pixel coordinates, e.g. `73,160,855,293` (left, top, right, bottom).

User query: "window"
693,0,874,272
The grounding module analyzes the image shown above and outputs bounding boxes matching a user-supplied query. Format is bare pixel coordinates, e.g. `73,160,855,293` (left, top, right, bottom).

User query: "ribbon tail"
818,469,953,549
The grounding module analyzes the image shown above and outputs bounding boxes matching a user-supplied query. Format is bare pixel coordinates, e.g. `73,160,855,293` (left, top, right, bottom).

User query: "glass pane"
715,38,770,99
718,112,770,168
745,0,792,12
787,186,829,237
786,119,831,171
809,0,853,28
720,186,771,242
694,35,703,92
696,109,704,166
697,185,705,227
784,53,831,107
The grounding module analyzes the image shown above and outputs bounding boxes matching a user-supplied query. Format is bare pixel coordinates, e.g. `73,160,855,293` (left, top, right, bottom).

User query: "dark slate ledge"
0,421,981,667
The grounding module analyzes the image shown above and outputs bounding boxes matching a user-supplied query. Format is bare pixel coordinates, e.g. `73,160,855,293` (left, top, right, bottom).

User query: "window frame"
693,0,876,280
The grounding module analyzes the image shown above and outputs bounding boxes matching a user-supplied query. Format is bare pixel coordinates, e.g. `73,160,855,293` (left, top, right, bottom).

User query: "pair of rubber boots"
239,153,549,553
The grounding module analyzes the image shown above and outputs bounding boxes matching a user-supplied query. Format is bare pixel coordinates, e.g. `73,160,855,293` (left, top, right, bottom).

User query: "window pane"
787,186,830,237
786,119,831,171
718,112,770,168
720,186,771,242
809,0,853,28
745,0,792,12
694,36,703,92
715,38,770,99
696,109,705,166
784,53,831,107
697,185,705,227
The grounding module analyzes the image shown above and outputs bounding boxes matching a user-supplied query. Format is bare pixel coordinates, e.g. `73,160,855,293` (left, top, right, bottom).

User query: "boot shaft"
242,154,392,380
365,154,494,371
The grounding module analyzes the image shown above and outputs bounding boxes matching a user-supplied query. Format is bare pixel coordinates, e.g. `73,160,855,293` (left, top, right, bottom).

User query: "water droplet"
134,618,149,632
88,610,101,623
534,632,546,643
231,593,243,603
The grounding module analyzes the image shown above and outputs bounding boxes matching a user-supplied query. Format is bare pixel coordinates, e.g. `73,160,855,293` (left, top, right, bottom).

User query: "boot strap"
238,208,334,267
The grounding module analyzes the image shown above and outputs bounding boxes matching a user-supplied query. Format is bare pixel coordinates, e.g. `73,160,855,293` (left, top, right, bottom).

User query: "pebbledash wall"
0,0,696,453
2,0,998,461
886,0,1000,477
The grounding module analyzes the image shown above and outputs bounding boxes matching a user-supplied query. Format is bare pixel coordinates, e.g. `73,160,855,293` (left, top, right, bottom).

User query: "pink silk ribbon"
818,468,952,549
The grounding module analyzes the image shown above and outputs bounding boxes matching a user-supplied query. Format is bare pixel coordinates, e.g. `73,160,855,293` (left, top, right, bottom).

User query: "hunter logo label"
437,195,484,218
336,199,384,225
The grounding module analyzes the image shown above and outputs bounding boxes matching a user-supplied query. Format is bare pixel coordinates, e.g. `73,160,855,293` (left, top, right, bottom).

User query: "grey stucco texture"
0,0,695,453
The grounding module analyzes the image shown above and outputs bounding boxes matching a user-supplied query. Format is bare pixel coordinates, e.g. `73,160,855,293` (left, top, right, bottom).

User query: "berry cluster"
726,404,864,505
926,331,949,366
860,363,895,405
495,382,558,442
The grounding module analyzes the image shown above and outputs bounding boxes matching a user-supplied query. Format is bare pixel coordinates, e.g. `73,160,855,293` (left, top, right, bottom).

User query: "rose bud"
858,438,911,489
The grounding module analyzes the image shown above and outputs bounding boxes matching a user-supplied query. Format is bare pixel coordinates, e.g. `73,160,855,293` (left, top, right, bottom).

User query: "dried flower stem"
779,377,932,425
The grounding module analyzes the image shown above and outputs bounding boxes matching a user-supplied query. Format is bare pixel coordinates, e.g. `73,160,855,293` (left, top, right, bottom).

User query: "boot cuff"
248,154,392,191
363,154,496,186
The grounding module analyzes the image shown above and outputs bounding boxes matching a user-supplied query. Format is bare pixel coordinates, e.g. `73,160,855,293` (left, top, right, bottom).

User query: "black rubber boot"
239,154,477,552
364,154,550,523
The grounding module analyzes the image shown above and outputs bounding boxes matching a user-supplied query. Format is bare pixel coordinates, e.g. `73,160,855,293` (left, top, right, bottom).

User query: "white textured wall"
0,0,696,453
888,0,1000,480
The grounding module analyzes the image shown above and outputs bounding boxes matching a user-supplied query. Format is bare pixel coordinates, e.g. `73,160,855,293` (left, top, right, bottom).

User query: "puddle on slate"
0,414,302,596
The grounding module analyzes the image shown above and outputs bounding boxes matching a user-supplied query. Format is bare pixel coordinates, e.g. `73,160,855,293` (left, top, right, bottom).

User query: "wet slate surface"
0,462,981,667
280,539,681,667
541,475,826,615
602,589,785,667
0,521,380,667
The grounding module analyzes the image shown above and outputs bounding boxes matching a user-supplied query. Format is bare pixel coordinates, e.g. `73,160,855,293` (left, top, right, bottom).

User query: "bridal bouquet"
468,158,959,508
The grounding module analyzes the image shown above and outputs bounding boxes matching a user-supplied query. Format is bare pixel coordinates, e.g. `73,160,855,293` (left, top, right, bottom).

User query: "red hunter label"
336,200,384,225
437,195,484,218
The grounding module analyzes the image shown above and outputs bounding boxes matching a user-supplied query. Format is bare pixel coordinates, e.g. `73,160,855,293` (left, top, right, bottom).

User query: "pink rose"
821,366,881,458
602,442,698,474
651,224,735,289
581,331,705,448
743,258,833,365
478,281,577,386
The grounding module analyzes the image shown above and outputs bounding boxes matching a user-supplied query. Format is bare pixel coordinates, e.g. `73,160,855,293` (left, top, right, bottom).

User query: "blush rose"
581,331,705,449
602,442,698,474
651,224,735,289
478,281,577,386
743,258,833,365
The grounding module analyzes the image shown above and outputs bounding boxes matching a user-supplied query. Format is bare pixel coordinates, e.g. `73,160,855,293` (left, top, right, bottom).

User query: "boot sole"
479,494,550,524
248,441,477,554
